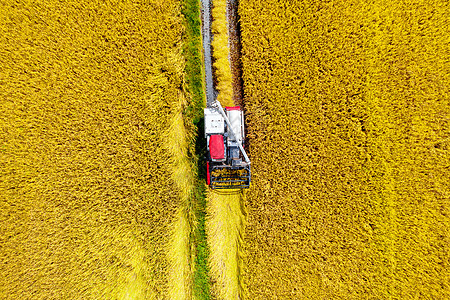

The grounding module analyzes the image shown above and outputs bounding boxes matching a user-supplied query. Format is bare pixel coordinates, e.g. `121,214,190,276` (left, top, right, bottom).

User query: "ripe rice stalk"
238,0,450,298
166,94,197,300
211,0,233,107
0,0,197,298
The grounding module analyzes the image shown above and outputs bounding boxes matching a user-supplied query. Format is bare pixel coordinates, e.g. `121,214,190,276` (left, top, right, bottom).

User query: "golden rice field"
1,0,449,299
0,0,199,298
239,0,449,298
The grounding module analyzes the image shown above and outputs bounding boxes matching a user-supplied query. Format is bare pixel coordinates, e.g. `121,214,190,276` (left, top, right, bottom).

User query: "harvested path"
201,0,247,298
201,0,216,107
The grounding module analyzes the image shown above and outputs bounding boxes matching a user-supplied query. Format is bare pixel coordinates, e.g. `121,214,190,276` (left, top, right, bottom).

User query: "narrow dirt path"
201,0,216,107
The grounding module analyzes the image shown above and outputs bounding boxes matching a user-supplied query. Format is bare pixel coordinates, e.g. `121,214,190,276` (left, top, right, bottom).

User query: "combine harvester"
204,100,251,189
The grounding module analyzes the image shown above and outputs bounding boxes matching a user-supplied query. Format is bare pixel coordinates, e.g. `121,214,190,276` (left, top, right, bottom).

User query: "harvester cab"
204,101,251,189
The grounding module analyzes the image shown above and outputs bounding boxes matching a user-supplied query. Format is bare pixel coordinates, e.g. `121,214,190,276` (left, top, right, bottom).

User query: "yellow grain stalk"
211,0,233,107
239,0,449,298
164,42,198,300
0,0,196,298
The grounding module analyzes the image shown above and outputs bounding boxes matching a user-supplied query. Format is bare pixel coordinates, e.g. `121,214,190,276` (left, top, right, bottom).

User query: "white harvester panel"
204,108,225,136
226,108,244,146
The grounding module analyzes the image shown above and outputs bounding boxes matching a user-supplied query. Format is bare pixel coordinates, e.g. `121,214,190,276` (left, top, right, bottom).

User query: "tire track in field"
201,0,216,107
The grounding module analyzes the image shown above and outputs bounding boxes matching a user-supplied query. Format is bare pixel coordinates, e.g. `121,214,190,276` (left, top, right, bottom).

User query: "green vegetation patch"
183,0,206,123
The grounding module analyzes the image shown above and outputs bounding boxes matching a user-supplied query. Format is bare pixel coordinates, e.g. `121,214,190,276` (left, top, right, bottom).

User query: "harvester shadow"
195,117,207,180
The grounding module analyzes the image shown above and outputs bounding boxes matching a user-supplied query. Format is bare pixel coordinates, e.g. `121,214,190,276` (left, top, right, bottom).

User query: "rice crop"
211,0,233,107
239,0,449,298
0,0,200,298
